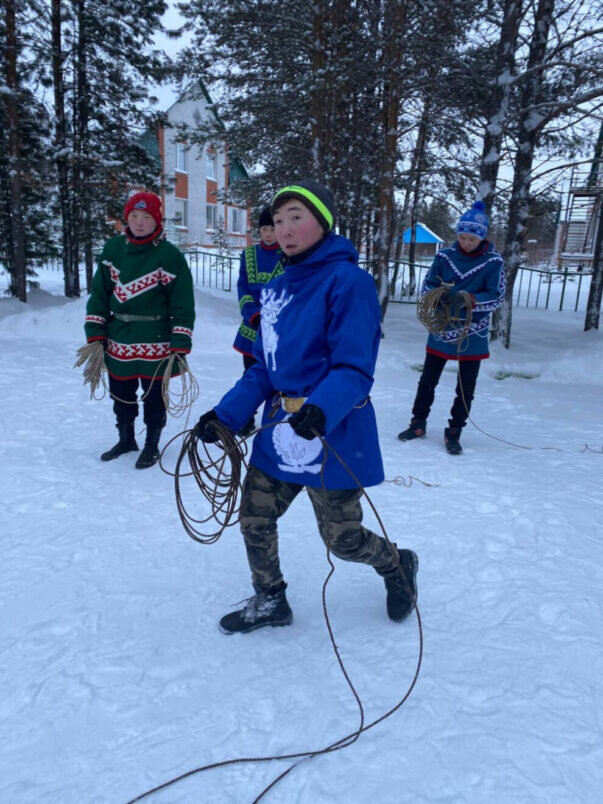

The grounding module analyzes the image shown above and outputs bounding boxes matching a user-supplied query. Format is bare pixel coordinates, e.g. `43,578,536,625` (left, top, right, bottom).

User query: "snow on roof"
398,222,442,244
401,222,444,244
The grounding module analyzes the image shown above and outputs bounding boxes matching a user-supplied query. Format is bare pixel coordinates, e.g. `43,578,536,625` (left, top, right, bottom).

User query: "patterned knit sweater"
85,234,195,380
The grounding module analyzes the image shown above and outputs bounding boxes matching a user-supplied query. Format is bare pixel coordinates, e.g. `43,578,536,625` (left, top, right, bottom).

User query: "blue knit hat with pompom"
456,200,489,240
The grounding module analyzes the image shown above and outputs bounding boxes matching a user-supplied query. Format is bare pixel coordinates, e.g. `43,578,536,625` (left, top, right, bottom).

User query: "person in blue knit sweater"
196,179,418,634
233,206,283,434
398,201,505,454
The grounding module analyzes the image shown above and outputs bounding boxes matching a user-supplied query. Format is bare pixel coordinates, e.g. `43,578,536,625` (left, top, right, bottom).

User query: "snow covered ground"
1,269,602,804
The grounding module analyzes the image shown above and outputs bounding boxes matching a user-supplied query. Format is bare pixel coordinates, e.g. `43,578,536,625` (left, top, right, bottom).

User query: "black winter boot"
100,422,139,462
382,549,419,622
135,425,163,469
398,418,426,441
444,427,462,455
219,583,293,634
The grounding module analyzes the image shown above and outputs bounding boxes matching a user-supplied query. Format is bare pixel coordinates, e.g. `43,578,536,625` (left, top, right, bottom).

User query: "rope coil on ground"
126,422,424,804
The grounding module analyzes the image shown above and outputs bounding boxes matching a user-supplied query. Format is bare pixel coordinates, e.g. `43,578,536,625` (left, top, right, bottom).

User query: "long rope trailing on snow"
125,422,424,804
74,346,199,419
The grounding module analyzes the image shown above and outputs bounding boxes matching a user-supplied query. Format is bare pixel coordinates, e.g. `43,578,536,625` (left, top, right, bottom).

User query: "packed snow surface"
1,270,602,803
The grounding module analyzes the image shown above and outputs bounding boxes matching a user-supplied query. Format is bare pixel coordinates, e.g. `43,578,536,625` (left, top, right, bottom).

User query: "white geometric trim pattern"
437,249,503,281
103,261,177,303
106,340,170,361
432,317,490,343
85,314,106,325
171,326,192,337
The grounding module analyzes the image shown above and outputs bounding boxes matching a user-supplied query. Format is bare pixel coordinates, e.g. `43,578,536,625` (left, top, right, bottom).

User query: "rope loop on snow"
132,421,424,804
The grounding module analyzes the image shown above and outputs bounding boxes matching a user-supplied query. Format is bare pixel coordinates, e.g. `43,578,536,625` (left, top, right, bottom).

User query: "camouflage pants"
240,466,399,591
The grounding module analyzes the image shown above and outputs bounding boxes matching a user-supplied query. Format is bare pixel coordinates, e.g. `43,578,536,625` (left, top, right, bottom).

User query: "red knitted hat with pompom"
124,192,162,227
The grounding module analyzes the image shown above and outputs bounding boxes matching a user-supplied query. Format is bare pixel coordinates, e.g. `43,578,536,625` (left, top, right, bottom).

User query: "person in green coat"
85,191,195,468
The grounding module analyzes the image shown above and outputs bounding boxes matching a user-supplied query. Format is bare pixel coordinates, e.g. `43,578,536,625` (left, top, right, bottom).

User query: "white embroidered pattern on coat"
260,288,293,371
104,261,176,303
106,340,170,361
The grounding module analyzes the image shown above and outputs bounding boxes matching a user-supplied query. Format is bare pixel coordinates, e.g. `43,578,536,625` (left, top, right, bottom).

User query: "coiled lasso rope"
74,344,199,419
130,421,423,804
416,282,473,347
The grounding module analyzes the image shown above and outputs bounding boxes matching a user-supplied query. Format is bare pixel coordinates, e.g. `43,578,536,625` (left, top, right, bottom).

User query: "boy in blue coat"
233,206,283,364
398,201,505,454
233,206,283,435
196,180,418,634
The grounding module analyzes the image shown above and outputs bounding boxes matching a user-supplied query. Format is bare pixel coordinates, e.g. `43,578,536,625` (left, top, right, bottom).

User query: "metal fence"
513,264,592,313
182,251,238,292
359,258,593,313
39,250,594,314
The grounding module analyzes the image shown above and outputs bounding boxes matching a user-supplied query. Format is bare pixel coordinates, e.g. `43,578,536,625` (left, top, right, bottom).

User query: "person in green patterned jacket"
85,191,195,469
233,206,283,435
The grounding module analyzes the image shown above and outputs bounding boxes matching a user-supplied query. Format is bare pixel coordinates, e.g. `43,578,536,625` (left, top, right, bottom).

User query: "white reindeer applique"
260,288,293,371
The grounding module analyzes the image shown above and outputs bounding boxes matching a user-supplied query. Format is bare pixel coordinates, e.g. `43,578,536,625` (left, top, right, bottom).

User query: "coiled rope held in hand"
129,422,423,804
74,343,199,418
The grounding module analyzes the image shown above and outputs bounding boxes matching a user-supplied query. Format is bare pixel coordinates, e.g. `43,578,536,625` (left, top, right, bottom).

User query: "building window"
175,198,188,228
175,142,188,173
231,207,245,234
206,148,217,179
206,204,217,230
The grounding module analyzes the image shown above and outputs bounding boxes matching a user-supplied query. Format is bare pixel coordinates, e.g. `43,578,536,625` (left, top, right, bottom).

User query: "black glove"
448,291,468,319
288,404,326,441
194,409,220,443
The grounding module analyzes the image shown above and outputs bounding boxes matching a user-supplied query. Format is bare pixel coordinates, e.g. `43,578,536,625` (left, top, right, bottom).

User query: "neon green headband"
272,185,334,230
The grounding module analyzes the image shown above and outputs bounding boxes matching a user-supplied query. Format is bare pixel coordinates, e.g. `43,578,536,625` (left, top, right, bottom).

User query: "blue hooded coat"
421,241,505,360
215,233,385,489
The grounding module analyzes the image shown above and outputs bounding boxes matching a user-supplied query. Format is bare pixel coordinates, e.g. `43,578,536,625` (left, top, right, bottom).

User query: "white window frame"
175,142,188,173
206,148,217,179
206,204,217,231
174,198,189,229
231,207,245,234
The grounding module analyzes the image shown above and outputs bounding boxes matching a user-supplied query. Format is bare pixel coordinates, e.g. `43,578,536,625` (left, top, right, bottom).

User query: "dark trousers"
412,352,481,430
240,466,399,590
108,375,166,428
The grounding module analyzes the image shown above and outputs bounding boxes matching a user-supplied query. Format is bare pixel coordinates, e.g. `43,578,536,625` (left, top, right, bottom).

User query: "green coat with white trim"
85,234,195,380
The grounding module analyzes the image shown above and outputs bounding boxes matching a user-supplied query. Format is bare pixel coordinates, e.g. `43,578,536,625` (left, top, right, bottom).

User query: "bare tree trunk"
584,195,603,330
309,0,327,176
3,0,27,302
375,0,407,321
407,96,431,270
493,0,555,348
75,0,93,290
52,0,78,298
478,0,524,215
